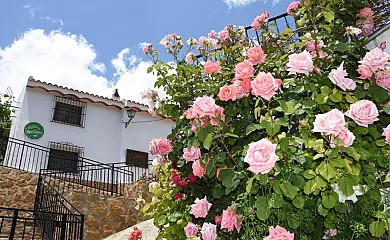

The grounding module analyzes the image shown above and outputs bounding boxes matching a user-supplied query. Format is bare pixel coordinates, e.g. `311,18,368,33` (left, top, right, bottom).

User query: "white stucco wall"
7,86,175,172
366,24,390,53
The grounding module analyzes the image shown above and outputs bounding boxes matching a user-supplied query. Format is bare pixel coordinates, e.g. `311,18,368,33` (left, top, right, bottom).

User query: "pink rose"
376,73,390,91
345,100,379,127
247,46,267,65
221,207,241,233
214,215,222,225
185,107,197,119
240,79,252,92
333,128,355,148
186,52,195,64
287,1,300,17
251,11,269,31
359,48,389,72
264,226,294,240
192,96,218,118
244,138,279,174
218,30,229,41
232,81,247,100
203,60,221,74
183,147,201,162
142,43,152,53
235,60,254,80
286,50,314,74
218,85,237,101
208,30,217,38
323,229,338,239
191,196,212,218
383,124,390,144
149,138,173,155
328,62,356,91
346,26,362,36
305,40,325,52
191,125,198,133
251,72,279,101
313,109,346,135
215,106,225,121
356,7,374,18
356,8,375,37
184,222,199,237
192,160,205,178
201,223,217,240
312,110,344,135
357,65,373,79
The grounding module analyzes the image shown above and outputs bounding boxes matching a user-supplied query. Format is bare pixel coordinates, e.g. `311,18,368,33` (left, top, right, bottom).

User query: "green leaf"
338,175,357,196
373,86,389,103
168,212,182,222
345,147,361,161
304,179,317,195
268,194,284,208
147,66,153,73
323,10,334,23
219,169,235,188
329,91,342,102
280,137,289,152
246,123,262,135
246,177,254,193
322,192,337,209
316,162,337,181
318,204,329,217
225,133,239,138
255,196,271,221
383,105,390,114
315,93,328,104
203,133,213,150
261,120,281,137
280,181,299,200
157,215,167,226
292,196,305,209
212,185,224,198
303,170,316,179
369,221,385,237
335,203,347,213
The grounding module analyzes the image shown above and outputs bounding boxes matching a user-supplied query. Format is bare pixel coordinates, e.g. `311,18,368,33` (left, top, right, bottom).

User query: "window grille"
51,96,87,127
47,142,84,173
126,149,148,168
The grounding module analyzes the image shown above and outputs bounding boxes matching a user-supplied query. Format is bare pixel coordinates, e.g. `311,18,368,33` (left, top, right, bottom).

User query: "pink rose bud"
214,216,222,225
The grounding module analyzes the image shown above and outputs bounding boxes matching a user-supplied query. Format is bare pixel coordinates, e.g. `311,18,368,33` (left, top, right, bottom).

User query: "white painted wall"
366,24,390,53
7,86,175,172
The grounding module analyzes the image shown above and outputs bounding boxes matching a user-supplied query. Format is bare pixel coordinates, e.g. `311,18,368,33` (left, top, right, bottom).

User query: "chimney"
112,89,120,100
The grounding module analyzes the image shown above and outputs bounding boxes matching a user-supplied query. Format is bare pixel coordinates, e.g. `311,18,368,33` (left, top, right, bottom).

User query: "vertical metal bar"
9,209,18,240
18,141,26,170
110,164,114,196
60,214,67,240
79,215,84,240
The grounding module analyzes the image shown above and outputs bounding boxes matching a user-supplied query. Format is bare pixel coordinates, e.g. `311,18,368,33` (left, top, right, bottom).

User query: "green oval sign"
24,122,44,139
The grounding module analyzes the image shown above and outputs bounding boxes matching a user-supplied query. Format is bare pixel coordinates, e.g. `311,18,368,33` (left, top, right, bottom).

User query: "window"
51,96,87,127
126,149,148,168
47,142,83,173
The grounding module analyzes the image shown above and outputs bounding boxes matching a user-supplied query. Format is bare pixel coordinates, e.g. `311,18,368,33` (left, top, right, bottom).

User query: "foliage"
0,95,12,159
142,0,390,239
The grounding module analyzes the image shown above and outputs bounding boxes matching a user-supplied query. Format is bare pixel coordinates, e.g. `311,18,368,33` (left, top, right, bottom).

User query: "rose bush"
142,0,390,239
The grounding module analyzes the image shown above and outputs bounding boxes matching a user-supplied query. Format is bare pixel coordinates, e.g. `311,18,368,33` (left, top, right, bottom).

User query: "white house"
4,77,175,177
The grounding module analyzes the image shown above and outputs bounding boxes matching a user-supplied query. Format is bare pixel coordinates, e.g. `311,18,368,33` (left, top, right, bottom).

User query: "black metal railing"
34,176,84,239
0,206,83,240
1,137,153,195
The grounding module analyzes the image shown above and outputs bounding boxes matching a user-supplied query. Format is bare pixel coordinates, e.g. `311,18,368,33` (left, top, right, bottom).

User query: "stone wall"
63,179,151,240
0,167,38,210
0,166,152,240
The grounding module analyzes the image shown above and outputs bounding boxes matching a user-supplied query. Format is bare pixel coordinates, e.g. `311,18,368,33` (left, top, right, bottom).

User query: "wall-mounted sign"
24,122,44,139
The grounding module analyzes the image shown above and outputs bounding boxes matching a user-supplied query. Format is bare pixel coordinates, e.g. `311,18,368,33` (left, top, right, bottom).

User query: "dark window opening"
47,142,84,173
126,149,148,168
51,96,86,127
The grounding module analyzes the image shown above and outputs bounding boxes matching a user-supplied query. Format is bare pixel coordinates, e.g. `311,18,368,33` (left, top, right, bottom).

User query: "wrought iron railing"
0,206,83,240
34,176,84,239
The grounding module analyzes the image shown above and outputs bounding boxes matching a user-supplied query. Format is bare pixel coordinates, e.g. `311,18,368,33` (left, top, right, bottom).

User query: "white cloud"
22,4,42,19
0,29,159,104
43,16,64,27
223,0,258,8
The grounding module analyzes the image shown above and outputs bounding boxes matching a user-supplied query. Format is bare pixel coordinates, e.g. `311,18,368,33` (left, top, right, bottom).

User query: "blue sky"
0,0,291,102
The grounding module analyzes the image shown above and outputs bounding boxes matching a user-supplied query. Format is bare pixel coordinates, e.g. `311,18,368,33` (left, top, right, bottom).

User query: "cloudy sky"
0,0,290,104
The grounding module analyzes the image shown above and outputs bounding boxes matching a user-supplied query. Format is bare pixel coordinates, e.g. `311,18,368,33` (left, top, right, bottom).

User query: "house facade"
5,77,175,174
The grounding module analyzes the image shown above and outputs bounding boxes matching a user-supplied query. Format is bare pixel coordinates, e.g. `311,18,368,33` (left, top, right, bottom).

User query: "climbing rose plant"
142,0,390,239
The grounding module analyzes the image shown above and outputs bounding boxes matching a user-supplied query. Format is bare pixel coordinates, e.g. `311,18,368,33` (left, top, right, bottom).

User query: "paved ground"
104,219,158,240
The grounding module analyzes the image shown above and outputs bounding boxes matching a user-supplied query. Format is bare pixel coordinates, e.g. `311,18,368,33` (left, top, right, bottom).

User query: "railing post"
9,209,18,240
79,215,84,240
18,141,26,170
110,164,114,196
60,214,67,240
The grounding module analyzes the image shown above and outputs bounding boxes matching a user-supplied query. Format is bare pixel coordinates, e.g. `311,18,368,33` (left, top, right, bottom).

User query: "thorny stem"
219,137,237,166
